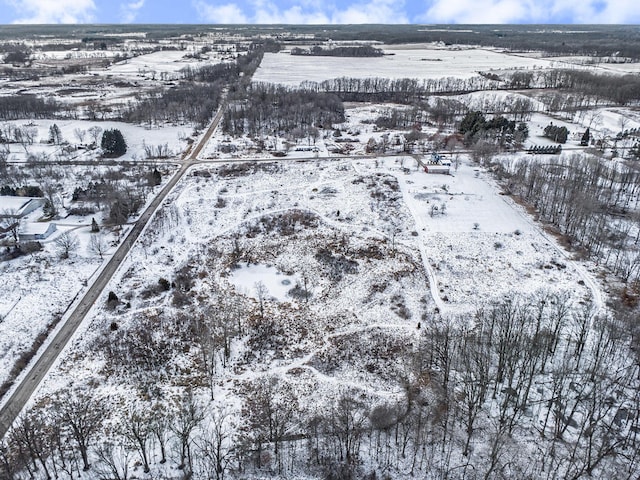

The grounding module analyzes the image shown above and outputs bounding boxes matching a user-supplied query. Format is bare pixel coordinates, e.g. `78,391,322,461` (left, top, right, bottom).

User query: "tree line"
122,45,265,128
497,153,640,282
291,45,384,57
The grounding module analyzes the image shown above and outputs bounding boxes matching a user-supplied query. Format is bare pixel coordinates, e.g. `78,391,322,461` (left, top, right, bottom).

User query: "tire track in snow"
395,176,447,314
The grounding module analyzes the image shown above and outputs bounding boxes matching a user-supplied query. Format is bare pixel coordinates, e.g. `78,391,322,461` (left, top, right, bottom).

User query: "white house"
19,222,57,242
0,196,46,218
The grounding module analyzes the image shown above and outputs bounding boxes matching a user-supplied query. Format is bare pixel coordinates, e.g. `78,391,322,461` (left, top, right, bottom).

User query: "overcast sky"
1,0,639,24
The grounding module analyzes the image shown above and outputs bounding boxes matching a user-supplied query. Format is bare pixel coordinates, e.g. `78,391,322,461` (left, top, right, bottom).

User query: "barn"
424,165,450,174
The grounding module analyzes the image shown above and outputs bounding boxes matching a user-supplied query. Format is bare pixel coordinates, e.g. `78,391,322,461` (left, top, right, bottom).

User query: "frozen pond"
229,264,297,302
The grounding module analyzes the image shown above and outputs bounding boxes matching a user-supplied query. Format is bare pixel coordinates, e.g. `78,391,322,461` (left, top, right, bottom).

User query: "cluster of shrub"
527,144,563,154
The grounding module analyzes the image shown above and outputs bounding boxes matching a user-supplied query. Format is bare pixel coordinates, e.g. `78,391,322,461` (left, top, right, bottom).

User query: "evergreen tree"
581,127,590,146
514,122,529,145
43,199,57,218
91,217,100,233
459,110,486,136
150,168,161,186
101,129,127,157
543,123,569,144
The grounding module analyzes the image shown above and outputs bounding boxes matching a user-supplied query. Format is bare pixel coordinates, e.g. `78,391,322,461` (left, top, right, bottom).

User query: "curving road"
0,104,225,440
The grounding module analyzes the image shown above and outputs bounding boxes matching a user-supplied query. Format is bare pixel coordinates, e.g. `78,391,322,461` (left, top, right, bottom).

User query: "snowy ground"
1,119,191,163
93,49,230,81
253,45,557,86
0,156,178,395
31,152,601,436
0,205,112,389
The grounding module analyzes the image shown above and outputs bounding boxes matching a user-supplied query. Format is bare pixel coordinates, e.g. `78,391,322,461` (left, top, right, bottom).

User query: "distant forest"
291,45,384,57
1,25,640,59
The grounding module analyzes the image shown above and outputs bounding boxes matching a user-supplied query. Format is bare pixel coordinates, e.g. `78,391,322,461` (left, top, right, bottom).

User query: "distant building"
19,222,57,242
0,197,45,218
424,165,450,175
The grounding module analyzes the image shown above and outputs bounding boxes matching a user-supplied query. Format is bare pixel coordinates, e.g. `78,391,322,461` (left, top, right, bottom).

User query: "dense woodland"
1,287,639,480
496,154,640,284
222,84,345,138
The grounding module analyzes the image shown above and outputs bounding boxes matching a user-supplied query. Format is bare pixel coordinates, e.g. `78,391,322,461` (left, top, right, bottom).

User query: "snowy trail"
348,159,446,313
224,322,418,399
395,177,447,314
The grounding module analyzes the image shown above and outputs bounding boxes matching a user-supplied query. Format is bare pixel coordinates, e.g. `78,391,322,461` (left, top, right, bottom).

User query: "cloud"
331,0,408,23
193,0,408,24
7,0,96,23
250,0,330,23
194,0,249,22
419,0,640,24
120,0,145,23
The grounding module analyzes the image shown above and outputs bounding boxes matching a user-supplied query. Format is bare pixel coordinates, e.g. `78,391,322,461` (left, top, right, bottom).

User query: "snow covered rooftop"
19,222,56,236
0,197,45,217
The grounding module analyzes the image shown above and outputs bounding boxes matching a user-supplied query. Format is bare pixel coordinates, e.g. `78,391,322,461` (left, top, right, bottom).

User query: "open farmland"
253,45,557,86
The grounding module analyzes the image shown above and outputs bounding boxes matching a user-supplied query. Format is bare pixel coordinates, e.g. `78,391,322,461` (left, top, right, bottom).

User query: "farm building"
19,222,57,242
418,153,451,174
0,196,45,218
424,165,450,174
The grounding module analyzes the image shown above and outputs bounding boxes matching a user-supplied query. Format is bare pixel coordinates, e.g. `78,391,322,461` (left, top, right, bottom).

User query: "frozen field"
253,45,556,86
101,50,221,79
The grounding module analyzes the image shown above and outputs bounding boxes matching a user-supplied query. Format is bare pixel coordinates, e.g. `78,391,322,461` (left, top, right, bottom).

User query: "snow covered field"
22,152,605,477
253,45,556,86
96,50,228,81
0,119,191,162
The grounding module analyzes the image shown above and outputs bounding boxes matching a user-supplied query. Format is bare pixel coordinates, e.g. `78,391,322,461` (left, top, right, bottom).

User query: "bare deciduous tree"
88,233,109,259
55,232,79,259
52,390,105,471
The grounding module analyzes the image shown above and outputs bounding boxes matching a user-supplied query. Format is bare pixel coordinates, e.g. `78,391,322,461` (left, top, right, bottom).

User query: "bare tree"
74,128,86,144
88,126,103,147
14,125,36,153
95,442,130,480
254,281,268,320
0,209,20,243
171,391,204,472
122,406,152,473
243,376,297,471
329,392,367,466
458,331,490,457
200,407,235,480
55,232,79,259
88,233,109,259
149,403,172,464
52,390,105,471
10,410,53,479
